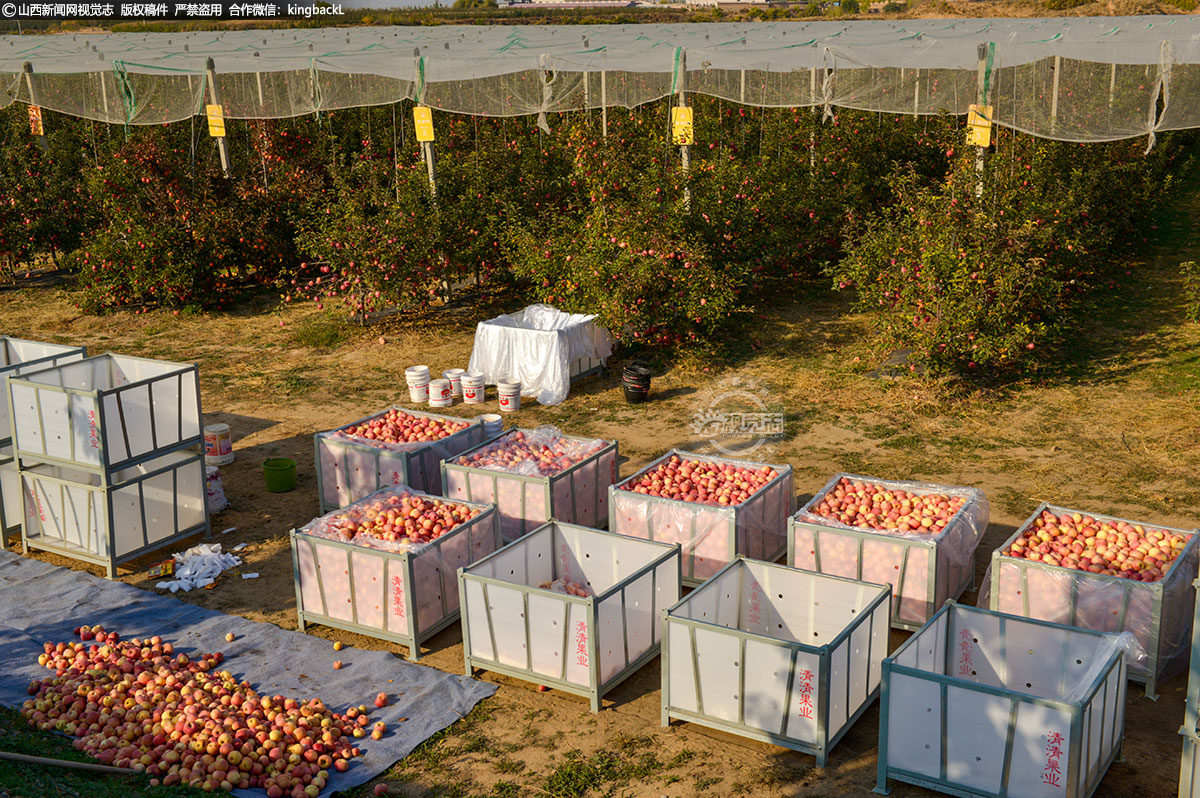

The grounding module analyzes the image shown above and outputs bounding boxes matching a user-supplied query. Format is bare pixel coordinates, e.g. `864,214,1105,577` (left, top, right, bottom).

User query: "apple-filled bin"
981,503,1199,699
662,557,891,766
441,426,618,544
608,450,794,587
7,353,202,480
459,521,680,712
291,485,499,660
789,473,988,631
20,450,210,578
313,406,493,513
0,336,87,446
877,602,1131,798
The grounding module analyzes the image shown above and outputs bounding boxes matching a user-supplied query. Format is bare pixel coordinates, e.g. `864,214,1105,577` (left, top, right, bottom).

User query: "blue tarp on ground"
0,550,496,796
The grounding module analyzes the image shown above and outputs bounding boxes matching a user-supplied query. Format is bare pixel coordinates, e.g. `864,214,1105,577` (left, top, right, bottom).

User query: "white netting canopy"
2,16,1199,141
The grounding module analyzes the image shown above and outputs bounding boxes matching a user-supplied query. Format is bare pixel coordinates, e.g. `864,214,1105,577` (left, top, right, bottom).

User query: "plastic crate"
314,407,491,513
442,430,618,544
291,487,500,660
877,602,1128,798
609,450,794,587
0,336,87,447
789,473,988,631
984,503,1199,699
20,450,210,578
8,353,202,480
662,557,891,766
459,521,680,712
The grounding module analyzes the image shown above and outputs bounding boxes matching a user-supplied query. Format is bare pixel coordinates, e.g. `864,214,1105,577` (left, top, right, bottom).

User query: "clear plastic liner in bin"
794,473,989,568
449,426,607,477
320,408,471,456
1061,631,1144,704
299,485,485,555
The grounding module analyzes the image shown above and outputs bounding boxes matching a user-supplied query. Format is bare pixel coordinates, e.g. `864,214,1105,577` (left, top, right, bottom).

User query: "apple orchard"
0,97,1194,377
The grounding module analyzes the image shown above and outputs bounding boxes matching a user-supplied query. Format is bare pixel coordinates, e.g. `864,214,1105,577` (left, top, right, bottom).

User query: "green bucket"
263,458,297,493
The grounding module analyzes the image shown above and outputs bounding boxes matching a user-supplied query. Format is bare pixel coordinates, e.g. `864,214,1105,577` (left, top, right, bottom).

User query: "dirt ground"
3,196,1200,797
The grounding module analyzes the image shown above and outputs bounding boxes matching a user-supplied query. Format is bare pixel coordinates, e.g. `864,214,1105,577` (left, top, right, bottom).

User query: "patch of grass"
289,317,350,349
492,782,521,797
277,368,318,396
695,773,723,790
0,706,206,798
541,735,688,798
493,757,525,775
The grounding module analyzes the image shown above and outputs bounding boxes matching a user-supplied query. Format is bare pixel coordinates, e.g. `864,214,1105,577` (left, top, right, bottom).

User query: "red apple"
334,408,468,446
619,455,778,507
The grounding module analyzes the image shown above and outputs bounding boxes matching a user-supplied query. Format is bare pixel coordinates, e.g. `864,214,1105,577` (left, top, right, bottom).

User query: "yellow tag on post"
205,104,226,138
966,103,993,148
671,106,694,146
28,105,44,137
413,106,435,142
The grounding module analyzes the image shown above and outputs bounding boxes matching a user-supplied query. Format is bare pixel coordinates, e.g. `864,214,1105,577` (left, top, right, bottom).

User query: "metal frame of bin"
442,431,618,542
0,337,87,447
20,450,211,578
459,521,681,712
987,502,1199,700
291,495,499,661
7,352,203,482
877,601,1127,798
662,556,892,766
610,449,794,587
1179,578,1200,798
568,356,603,383
313,406,490,513
788,473,986,632
0,446,19,548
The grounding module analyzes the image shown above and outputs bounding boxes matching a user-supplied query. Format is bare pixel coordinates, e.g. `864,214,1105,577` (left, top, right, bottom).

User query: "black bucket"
622,365,652,403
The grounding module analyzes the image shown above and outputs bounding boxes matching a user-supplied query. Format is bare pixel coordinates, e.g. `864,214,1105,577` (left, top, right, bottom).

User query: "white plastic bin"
983,502,1199,699
662,558,891,766
442,430,618,544
459,521,680,712
1177,578,1200,798
20,450,209,578
8,353,201,479
314,407,490,512
609,450,794,587
291,487,500,660
790,473,988,631
877,602,1128,798
0,336,87,447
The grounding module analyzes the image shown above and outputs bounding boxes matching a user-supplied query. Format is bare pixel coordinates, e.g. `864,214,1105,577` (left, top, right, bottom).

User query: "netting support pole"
205,58,231,178
1108,62,1117,117
809,67,818,168
1050,55,1061,136
22,63,48,152
973,44,991,200
676,49,691,212
601,70,608,138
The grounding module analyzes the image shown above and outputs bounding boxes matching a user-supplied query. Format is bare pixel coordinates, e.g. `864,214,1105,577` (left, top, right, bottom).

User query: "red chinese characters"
575,620,589,667
87,410,100,450
958,628,973,676
1043,731,1064,787
748,581,763,625
797,668,815,720
390,574,406,619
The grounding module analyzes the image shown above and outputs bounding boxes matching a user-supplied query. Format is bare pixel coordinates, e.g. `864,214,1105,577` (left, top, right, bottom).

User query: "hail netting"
2,17,1200,142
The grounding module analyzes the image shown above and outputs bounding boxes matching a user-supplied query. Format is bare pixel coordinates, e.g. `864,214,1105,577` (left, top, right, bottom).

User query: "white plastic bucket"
461,371,486,404
479,413,503,437
408,382,429,403
405,365,431,383
497,380,522,413
203,424,234,466
428,379,453,408
443,368,466,398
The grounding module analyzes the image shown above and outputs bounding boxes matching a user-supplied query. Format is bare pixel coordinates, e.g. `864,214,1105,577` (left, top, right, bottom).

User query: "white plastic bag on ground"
155,543,241,592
